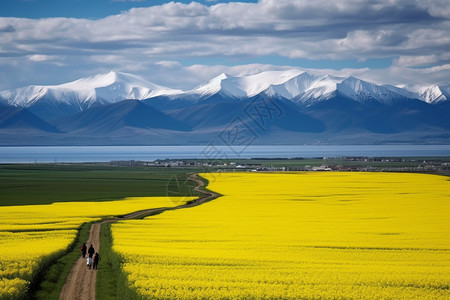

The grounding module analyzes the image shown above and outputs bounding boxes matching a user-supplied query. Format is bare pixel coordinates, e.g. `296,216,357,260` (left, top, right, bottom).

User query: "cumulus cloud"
155,60,183,68
150,63,450,89
27,54,62,62
0,0,449,89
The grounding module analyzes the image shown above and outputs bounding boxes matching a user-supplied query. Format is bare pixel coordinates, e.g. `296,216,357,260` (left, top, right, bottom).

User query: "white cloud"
426,64,450,73
155,61,183,68
418,0,450,18
28,54,55,62
0,0,449,89
394,53,450,67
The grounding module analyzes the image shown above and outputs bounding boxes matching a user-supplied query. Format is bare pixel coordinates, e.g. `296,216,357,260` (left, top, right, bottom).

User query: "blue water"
0,145,449,163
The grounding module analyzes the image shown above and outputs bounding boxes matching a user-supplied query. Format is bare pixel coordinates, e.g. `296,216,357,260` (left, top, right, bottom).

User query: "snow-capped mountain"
266,74,423,105
188,73,247,98
280,72,345,105
183,70,342,104
186,71,438,106
1,69,449,120
0,71,181,109
404,84,450,104
0,71,182,120
187,70,304,98
383,83,450,104
336,77,409,105
1,69,449,145
264,72,319,99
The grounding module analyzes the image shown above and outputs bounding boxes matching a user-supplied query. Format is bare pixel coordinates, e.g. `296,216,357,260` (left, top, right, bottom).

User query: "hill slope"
57,100,191,133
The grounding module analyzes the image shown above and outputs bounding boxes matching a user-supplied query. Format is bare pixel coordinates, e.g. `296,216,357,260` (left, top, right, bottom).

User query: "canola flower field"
112,172,450,299
0,197,188,300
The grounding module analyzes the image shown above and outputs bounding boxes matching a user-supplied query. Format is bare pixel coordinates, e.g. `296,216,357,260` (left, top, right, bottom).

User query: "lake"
0,145,449,163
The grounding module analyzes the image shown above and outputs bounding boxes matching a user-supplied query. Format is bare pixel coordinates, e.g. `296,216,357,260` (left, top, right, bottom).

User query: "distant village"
108,157,450,175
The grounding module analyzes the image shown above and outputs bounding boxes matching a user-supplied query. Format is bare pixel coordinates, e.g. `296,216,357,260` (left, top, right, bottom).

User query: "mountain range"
0,70,449,145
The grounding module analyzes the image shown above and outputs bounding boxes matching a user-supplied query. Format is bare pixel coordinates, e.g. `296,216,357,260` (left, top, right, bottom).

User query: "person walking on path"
86,256,93,270
88,244,95,258
93,252,100,270
80,243,87,258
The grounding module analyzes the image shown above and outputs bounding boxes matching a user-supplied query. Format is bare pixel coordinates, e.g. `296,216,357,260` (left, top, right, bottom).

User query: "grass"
32,222,92,300
96,223,143,300
95,174,212,299
0,164,201,206
0,163,201,299
96,223,119,300
3,162,447,299
95,175,212,299
186,157,450,168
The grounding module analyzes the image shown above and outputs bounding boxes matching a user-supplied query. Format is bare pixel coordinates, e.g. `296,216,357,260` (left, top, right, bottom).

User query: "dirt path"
59,173,218,300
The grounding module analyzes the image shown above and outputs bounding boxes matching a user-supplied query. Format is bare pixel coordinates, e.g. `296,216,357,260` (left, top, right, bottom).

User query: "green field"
1,162,448,300
0,164,201,206
183,156,450,167
0,164,202,300
1,157,449,207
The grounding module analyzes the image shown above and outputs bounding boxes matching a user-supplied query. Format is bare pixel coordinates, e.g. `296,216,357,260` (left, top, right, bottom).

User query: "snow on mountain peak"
0,85,49,107
336,76,406,104
60,71,180,97
191,69,305,98
61,71,121,88
192,73,246,98
285,74,344,105
419,85,448,104
392,84,449,104
0,71,181,109
264,72,318,99
1,69,448,112
239,69,303,97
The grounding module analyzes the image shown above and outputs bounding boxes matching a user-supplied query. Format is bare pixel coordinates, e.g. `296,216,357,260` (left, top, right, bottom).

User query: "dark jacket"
88,245,95,257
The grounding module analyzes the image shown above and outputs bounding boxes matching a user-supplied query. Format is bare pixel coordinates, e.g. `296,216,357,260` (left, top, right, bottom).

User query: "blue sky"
0,0,449,90
0,0,257,19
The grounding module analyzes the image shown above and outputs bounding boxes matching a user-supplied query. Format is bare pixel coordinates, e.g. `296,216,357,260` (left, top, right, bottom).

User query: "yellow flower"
112,172,450,299
0,196,189,297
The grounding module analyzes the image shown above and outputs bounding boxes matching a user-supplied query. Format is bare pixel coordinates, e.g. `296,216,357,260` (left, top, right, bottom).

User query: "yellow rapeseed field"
112,172,450,299
0,197,187,299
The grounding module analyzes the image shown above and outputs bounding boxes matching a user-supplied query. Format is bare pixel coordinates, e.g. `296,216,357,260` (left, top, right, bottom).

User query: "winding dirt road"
59,173,218,300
